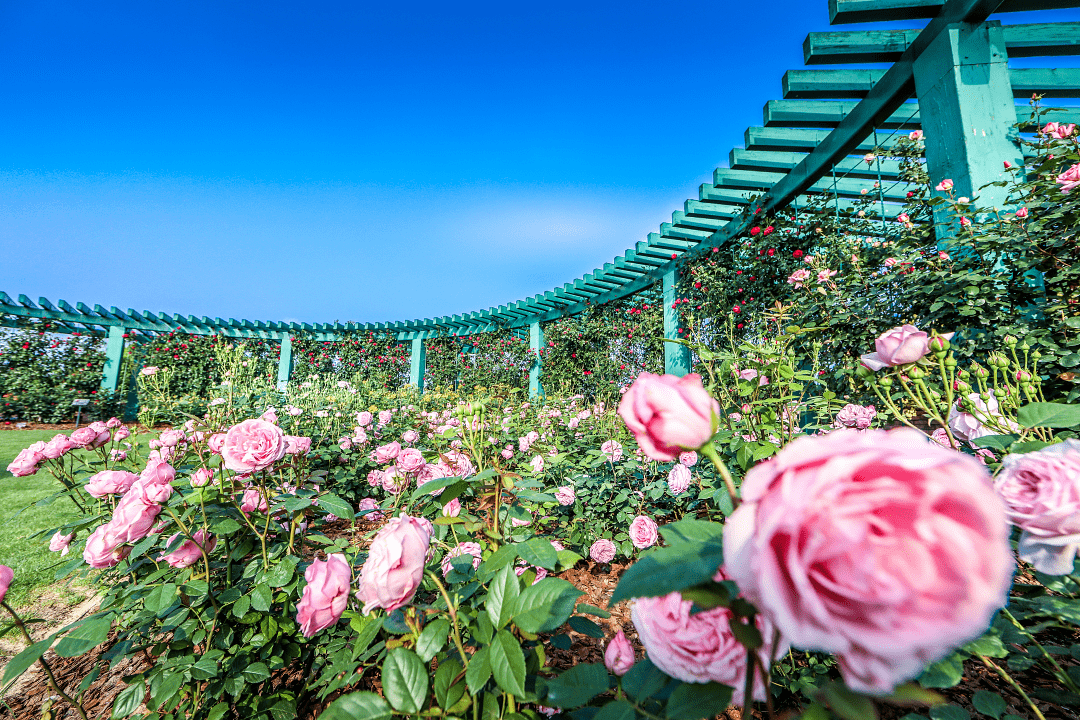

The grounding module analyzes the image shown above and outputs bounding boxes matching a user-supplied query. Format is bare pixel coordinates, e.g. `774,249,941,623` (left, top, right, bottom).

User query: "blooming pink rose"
618,373,719,462
260,408,278,424
935,178,954,191
382,466,408,495
129,472,174,504
402,430,419,444
555,486,575,506
70,424,110,449
443,451,475,477
357,514,431,613
860,325,953,371
42,434,76,459
600,440,623,462
589,538,617,563
1044,121,1076,139
114,425,131,441
110,494,163,543
995,440,1080,575
631,589,785,700
908,129,923,141
191,468,215,488
284,435,312,455
140,366,159,376
159,429,185,447
738,368,758,381
724,429,1013,693
367,469,385,488
629,515,658,549
501,448,514,460
441,541,483,577
160,530,216,569
240,487,268,515
378,410,393,425
948,393,1018,443
82,525,129,568
208,433,227,454
296,553,352,637
667,464,692,495
787,268,811,288
7,445,44,477
604,629,635,676
356,411,373,427
85,470,139,498
397,448,425,474
358,497,385,521
529,455,545,474
1058,163,1080,194
375,442,402,464
49,531,74,556
141,457,176,486
0,565,11,604
338,437,353,451
221,419,287,473
105,417,122,429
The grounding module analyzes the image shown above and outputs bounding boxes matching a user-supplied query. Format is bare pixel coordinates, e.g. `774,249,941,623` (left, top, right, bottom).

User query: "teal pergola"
3,0,1078,398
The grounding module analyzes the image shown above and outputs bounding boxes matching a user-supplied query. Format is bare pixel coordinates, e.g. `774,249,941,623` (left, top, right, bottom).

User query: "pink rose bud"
85,470,139,498
356,514,431,613
296,553,352,637
724,429,1013,693
109,493,163,543
629,515,659,549
604,630,635,676
41,434,76,459
113,425,131,441
442,498,461,517
994,439,1080,575
82,525,131,568
160,530,216,569
0,565,12,604
221,419,287,473
190,468,215,488
358,497,385,522
50,531,74,556
589,538,617,563
618,373,719,461
1016,207,1029,218
240,487,268,515
105,417,123,429
159,429,185,447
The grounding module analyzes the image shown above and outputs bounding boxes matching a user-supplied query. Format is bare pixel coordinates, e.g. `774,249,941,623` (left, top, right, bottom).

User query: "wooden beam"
829,0,1080,25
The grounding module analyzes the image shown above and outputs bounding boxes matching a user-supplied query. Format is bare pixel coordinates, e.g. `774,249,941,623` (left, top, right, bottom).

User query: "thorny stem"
979,654,1046,720
1,602,90,720
427,572,470,670
1001,608,1080,694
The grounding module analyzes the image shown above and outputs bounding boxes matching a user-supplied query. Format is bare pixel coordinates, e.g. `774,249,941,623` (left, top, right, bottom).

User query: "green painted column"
276,335,293,390
912,21,1024,239
409,337,427,394
528,321,544,399
663,269,691,377
100,325,126,393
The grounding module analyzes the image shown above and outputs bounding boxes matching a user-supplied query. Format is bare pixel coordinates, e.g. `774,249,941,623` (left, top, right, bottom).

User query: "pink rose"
42,434,76,459
787,268,811,288
140,366,158,375
441,541,483,577
221,419,287,473
381,466,408,495
378,410,393,425
604,629,635,676
397,448,425,474
105,417,122,429
160,530,216,569
600,440,623,462
589,538,617,563
501,448,514,460
679,450,697,467
338,437,353,451
113,425,131,441
629,515,658,549
208,433,227,454
375,442,402,464
71,424,109,449
356,411,373,427
367,469,385,487
240,487,268,515
49,531,74,556
555,486,575,506
129,473,173,504
358,497,384,522
83,525,129,568
0,565,11,604
159,429,185,447
948,393,1018,443
402,430,419,444
7,445,44,477
724,429,1013,693
283,435,311,455
631,589,784,701
515,563,547,584
85,470,138,498
935,178,954,191
191,468,215,488
442,498,461,517
995,440,1080,575
667,464,692,495
260,408,278,424
416,464,449,495
618,373,719,461
357,514,431,613
443,451,475,478
141,457,176,486
296,553,352,637
860,325,953,371
530,455,545,474
110,494,163,543
1015,206,1029,219
1058,163,1080,194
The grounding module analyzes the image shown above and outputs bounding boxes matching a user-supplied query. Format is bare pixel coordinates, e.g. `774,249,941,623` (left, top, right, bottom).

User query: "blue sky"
2,1,1077,325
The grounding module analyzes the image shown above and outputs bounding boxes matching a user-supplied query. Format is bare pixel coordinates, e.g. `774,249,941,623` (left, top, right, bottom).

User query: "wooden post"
409,336,426,394
276,335,293,391
663,269,691,377
100,325,126,393
912,20,1024,240
529,321,544,399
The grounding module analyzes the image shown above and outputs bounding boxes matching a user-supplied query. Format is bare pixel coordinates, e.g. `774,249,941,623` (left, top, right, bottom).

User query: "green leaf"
242,662,271,682
317,494,354,519
918,653,964,689
53,616,112,657
251,583,273,612
576,603,611,619
594,700,636,720
971,434,1017,452
152,671,185,706
972,690,1006,719
415,618,450,663
544,662,609,709
515,489,559,503
929,706,970,720
963,632,1008,659
518,537,559,570
383,648,429,714
665,682,734,720
514,578,583,634
2,639,51,684
264,556,299,588
466,645,492,695
568,616,605,639
822,683,878,720
658,519,725,546
487,563,521,629
411,475,464,501
622,658,669,702
1010,440,1052,454
268,699,298,720
490,629,527,698
477,544,518,583
112,679,146,719
213,518,242,534
1017,402,1080,429
610,539,725,604
322,692,393,720
207,702,229,720
434,658,463,707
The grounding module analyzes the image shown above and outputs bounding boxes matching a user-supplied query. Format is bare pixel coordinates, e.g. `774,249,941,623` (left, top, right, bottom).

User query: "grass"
0,430,85,607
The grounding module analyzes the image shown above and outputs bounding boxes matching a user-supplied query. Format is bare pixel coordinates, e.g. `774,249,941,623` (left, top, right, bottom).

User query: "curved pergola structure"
4,0,1078,396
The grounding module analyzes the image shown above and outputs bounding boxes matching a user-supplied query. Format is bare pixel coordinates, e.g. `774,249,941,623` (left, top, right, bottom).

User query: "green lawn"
0,430,85,606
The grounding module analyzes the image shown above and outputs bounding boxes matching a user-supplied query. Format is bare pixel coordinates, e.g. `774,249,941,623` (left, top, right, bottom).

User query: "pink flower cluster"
7,420,128,477
831,403,876,431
